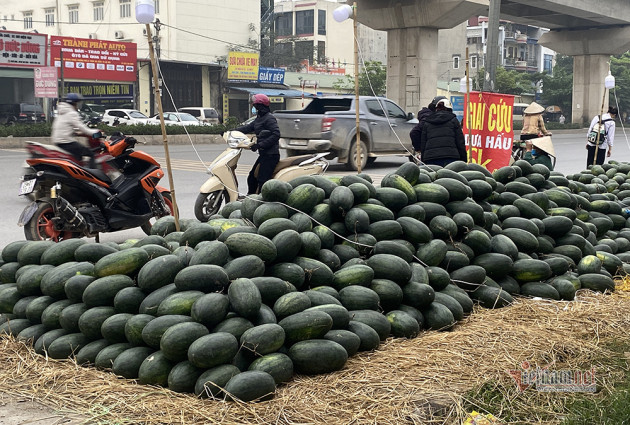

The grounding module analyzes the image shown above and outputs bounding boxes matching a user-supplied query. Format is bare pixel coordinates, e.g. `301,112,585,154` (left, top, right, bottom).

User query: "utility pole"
485,0,501,92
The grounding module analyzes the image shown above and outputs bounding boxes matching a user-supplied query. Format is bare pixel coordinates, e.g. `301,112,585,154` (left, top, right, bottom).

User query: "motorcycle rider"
52,93,100,168
235,93,281,194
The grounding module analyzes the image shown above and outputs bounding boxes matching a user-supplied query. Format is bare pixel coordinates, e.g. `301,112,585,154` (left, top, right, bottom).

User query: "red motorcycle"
18,134,173,241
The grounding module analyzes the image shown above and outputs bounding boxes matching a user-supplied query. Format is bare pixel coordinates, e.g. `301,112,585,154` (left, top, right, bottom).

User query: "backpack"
587,116,613,145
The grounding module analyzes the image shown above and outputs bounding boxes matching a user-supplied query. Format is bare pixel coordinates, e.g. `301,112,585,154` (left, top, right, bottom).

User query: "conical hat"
531,136,555,157
524,102,545,114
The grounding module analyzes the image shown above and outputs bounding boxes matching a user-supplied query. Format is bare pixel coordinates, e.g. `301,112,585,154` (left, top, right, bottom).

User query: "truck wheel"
346,140,368,171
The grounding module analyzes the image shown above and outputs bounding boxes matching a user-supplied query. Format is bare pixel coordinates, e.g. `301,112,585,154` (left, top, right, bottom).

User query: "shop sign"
50,36,137,82
63,82,134,100
227,51,259,81
258,67,285,84
0,30,47,68
34,67,58,98
462,91,515,172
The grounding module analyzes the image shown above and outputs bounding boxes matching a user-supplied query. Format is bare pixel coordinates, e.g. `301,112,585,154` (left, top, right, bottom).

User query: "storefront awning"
227,86,314,98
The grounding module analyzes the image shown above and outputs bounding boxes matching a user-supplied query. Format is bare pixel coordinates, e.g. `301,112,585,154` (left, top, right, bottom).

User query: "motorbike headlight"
227,139,240,148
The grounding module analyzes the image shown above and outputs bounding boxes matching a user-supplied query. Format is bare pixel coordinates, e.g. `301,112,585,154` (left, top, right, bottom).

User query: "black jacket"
419,110,467,162
409,107,433,151
236,105,280,156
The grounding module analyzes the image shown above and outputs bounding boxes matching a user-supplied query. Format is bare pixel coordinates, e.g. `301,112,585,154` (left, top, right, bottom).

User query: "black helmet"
65,92,83,105
429,95,447,111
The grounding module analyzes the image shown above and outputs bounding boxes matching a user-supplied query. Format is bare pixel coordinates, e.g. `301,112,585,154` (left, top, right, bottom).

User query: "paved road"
2,129,630,248
0,142,405,248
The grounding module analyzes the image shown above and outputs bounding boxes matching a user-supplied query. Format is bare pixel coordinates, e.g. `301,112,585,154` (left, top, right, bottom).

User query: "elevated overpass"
353,0,630,123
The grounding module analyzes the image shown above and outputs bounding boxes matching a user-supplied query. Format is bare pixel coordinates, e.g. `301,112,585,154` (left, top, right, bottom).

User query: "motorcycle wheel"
141,191,175,235
24,202,80,242
194,190,227,222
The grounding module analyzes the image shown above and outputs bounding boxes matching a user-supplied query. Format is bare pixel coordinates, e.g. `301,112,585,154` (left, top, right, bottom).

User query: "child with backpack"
586,106,617,167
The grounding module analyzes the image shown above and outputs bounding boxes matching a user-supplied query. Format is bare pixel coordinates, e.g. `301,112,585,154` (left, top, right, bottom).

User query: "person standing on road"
51,93,99,168
410,95,446,155
235,94,281,194
419,98,467,167
520,102,552,142
586,106,617,167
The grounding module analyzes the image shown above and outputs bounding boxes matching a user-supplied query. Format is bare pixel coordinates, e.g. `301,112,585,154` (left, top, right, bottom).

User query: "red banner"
462,91,515,172
50,36,137,82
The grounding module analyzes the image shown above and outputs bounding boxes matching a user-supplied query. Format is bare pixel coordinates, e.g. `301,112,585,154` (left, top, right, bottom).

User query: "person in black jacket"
419,98,467,166
409,95,446,152
235,94,281,194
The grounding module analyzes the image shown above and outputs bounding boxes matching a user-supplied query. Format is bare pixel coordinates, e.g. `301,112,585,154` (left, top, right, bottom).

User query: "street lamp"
593,69,615,166
333,2,362,173
135,0,180,230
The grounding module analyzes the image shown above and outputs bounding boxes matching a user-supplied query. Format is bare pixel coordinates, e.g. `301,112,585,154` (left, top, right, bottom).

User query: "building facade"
0,0,260,117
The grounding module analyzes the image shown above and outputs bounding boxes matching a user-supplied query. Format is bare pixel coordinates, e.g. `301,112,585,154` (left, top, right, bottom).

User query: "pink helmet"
251,93,270,106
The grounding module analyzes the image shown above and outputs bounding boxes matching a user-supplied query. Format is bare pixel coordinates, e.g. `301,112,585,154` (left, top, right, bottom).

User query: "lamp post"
593,69,615,166
333,2,362,173
136,0,180,230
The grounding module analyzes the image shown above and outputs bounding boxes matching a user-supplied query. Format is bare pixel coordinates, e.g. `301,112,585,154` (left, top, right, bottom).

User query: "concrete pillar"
201,66,211,108
539,27,630,124
387,27,438,114
572,55,610,125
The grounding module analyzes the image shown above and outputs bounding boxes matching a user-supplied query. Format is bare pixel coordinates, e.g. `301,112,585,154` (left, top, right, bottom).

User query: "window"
317,41,325,64
45,8,55,26
275,12,292,36
453,55,460,69
318,10,326,35
68,5,79,24
295,40,314,64
296,10,314,35
23,11,33,29
366,99,386,116
155,0,160,14
93,2,104,21
471,56,477,69
543,54,553,73
120,0,131,18
385,101,407,119
275,42,292,57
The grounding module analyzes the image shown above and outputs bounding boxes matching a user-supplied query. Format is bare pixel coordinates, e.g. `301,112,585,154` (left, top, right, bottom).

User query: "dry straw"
1,287,630,424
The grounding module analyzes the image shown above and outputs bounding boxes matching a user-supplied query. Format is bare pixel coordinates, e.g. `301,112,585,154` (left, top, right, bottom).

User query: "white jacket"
51,102,94,146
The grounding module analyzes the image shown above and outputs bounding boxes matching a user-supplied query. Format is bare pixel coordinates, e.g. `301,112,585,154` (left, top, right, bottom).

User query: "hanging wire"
611,87,630,153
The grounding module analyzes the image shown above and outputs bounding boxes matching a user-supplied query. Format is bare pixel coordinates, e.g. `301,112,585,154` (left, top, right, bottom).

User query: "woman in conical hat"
523,136,555,170
520,102,552,142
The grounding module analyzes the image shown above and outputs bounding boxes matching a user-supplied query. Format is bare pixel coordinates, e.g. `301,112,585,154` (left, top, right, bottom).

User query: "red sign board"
0,30,47,68
462,91,515,172
34,67,58,98
50,36,137,82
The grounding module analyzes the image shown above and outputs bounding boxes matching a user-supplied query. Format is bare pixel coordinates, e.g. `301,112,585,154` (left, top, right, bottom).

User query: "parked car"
80,103,106,119
101,109,150,126
177,107,221,125
147,112,204,126
0,103,46,125
275,96,417,170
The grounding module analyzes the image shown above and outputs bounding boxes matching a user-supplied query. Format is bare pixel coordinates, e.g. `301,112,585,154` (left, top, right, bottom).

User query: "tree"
610,52,630,115
332,61,387,96
540,55,573,120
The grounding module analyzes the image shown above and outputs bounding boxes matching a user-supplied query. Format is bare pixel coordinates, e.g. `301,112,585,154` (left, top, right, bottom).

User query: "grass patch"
451,339,630,424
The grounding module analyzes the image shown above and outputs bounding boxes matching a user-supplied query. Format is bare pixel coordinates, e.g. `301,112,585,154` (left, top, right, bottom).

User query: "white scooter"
194,131,329,221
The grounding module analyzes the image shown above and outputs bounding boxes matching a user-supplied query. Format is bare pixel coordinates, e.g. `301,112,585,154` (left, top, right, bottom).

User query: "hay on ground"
1,289,630,424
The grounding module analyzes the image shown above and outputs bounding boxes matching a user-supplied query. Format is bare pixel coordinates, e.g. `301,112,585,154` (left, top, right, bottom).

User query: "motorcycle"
18,133,173,241
195,131,329,221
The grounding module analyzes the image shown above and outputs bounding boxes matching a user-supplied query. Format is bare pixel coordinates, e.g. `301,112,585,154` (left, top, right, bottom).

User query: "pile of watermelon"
0,158,629,402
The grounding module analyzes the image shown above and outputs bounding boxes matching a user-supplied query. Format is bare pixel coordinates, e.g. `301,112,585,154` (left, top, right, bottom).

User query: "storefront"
223,51,312,122
0,30,49,109
49,35,138,110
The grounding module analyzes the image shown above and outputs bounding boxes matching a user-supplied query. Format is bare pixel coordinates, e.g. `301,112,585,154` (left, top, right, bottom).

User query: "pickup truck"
275,96,417,170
